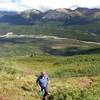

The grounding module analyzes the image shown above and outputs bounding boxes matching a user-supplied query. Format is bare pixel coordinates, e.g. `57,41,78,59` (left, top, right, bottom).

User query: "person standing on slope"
36,71,49,100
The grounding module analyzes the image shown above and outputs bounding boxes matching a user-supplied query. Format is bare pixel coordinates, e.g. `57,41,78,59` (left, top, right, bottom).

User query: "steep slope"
0,9,42,25
0,7,100,25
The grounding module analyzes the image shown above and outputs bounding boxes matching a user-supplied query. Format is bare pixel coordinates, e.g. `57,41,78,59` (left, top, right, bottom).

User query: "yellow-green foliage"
0,54,100,100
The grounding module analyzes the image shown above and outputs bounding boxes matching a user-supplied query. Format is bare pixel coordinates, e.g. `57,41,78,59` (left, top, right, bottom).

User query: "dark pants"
41,86,48,100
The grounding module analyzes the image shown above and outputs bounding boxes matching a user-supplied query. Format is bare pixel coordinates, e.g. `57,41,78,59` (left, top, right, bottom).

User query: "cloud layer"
0,0,100,11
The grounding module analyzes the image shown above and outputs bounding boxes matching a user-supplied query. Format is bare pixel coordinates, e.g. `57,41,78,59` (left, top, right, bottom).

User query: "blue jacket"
36,74,48,87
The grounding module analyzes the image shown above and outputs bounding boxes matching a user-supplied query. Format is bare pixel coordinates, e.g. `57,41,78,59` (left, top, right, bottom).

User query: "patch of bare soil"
79,77,92,88
0,95,4,100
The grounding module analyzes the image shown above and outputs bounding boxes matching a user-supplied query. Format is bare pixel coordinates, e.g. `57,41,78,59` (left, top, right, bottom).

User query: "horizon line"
0,6,100,12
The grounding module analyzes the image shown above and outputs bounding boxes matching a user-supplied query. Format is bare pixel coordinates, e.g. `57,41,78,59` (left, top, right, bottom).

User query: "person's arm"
36,76,41,90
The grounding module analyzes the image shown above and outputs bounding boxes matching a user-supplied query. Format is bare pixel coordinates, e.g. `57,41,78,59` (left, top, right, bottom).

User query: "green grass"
0,37,99,57
0,53,100,100
0,37,99,100
0,19,100,99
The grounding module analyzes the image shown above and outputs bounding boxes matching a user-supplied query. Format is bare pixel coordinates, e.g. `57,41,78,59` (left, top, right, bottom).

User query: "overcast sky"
0,0,100,11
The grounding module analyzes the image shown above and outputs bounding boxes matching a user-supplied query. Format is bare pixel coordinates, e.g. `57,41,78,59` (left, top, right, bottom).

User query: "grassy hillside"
0,54,100,100
0,37,99,57
0,19,100,99
0,36,100,99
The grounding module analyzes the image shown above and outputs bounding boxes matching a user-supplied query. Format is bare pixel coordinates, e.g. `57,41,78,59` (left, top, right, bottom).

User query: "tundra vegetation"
0,36,100,100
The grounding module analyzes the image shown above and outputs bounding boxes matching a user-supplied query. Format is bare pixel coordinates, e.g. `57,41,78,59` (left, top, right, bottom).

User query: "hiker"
36,71,49,100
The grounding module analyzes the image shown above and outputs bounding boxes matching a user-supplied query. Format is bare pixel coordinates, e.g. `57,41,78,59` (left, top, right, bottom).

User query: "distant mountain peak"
19,9,42,18
75,7,100,15
22,9,41,14
55,8,72,12
0,7,100,25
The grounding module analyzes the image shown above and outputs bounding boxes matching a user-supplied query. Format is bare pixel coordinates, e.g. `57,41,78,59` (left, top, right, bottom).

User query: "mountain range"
0,7,100,25
0,7,100,42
